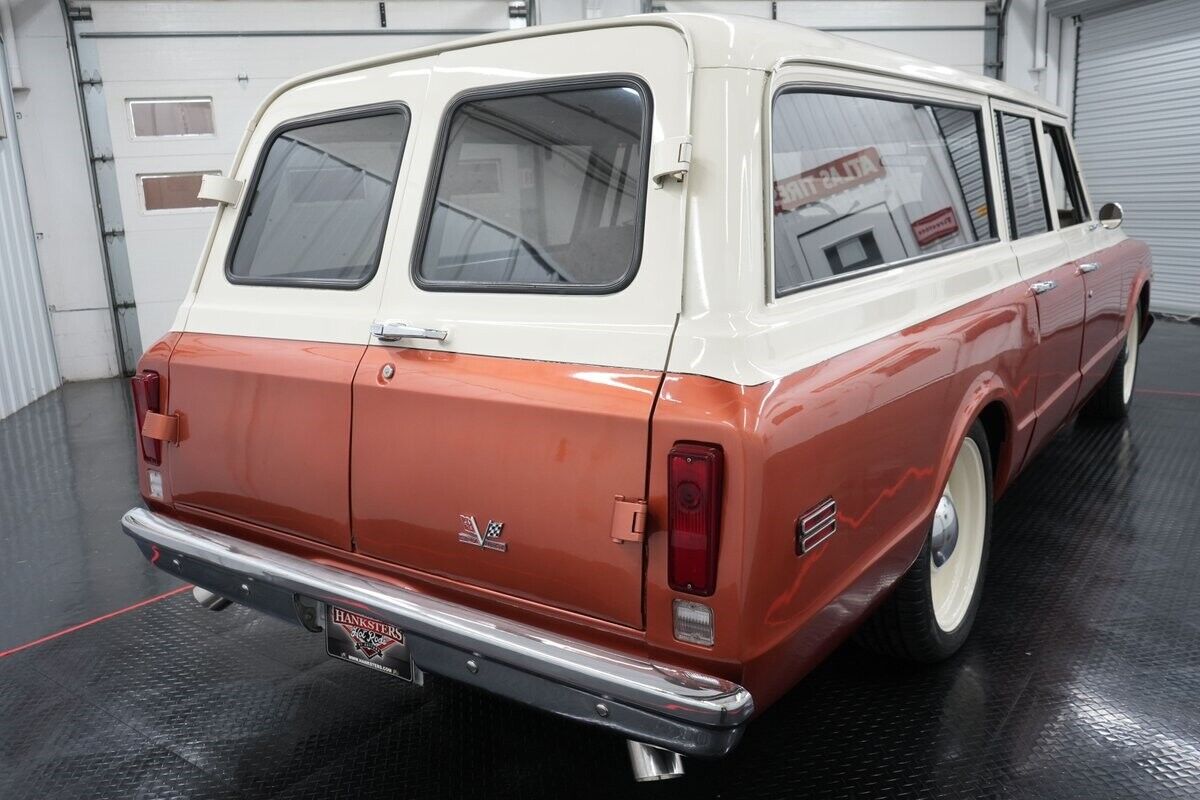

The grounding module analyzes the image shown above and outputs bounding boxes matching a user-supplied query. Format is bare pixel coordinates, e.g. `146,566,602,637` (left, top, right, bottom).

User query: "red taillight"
130,371,162,465
667,443,724,596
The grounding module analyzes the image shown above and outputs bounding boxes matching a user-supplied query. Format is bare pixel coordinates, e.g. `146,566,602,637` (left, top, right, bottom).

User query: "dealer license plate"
325,605,414,681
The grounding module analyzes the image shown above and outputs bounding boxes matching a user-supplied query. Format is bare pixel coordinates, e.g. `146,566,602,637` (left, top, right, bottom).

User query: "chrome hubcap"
931,492,960,567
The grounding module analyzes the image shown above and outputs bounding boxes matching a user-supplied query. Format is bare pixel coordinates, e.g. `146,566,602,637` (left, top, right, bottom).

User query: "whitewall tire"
856,420,993,662
1083,310,1141,421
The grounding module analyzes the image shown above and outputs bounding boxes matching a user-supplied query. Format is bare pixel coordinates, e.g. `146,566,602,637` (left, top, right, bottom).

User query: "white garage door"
1073,0,1200,317
77,1,512,351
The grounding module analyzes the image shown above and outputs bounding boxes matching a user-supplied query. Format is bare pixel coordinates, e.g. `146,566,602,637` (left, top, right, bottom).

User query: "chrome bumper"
122,507,752,757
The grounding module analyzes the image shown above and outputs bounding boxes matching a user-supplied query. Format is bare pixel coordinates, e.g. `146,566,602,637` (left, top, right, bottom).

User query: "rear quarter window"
771,90,996,295
227,106,410,288
414,80,651,294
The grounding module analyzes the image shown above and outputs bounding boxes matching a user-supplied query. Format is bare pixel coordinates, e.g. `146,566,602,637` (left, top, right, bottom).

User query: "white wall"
1001,0,1078,114
8,0,120,381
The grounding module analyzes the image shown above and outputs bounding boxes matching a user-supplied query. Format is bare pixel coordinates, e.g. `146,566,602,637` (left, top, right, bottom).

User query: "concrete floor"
1,320,1199,798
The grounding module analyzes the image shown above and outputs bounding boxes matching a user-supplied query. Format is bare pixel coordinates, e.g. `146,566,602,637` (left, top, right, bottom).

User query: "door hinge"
611,496,648,544
197,174,245,207
651,135,692,187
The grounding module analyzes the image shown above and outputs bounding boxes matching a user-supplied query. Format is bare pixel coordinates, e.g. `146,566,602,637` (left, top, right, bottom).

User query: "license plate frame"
325,604,414,682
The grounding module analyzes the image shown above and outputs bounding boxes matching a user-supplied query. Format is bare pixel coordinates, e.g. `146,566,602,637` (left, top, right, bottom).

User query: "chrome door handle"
1087,222,1101,232
1030,280,1057,295
370,321,448,342
1077,262,1100,274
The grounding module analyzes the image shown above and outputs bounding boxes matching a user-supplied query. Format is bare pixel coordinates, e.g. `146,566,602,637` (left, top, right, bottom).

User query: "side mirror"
1099,202,1124,230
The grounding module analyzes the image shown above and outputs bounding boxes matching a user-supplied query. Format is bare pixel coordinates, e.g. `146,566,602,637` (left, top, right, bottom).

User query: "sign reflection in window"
772,92,995,294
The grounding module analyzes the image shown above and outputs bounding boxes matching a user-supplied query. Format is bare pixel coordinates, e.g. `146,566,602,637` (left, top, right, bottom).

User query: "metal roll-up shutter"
1073,0,1200,317
0,40,60,419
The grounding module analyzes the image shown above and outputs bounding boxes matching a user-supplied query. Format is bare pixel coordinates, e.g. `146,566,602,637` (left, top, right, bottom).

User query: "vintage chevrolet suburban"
122,13,1152,781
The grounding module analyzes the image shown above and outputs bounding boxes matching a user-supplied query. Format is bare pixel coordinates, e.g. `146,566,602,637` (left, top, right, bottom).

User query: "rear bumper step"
122,507,752,758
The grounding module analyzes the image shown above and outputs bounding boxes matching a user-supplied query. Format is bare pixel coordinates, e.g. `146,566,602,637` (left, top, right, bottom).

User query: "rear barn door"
167,66,431,550
350,27,691,629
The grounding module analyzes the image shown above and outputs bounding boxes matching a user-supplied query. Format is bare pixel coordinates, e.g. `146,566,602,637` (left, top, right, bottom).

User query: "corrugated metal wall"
0,40,60,420
1073,0,1200,317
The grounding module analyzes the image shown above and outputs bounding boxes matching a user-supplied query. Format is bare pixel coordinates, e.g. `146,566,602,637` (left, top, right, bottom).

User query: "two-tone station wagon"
122,13,1152,781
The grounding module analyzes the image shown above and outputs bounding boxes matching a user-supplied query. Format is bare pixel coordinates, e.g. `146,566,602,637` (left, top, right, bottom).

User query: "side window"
995,112,1051,239
771,91,996,295
416,81,649,293
1041,123,1088,228
228,107,410,287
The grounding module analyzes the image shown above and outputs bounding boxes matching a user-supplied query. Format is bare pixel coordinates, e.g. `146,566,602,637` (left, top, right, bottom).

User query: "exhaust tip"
192,586,232,612
627,741,685,782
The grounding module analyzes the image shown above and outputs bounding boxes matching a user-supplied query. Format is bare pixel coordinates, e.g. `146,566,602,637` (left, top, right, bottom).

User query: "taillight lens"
130,371,162,465
667,443,724,596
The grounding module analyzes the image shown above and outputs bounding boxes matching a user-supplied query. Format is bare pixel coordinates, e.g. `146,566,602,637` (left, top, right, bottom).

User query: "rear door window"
1041,123,1088,228
227,106,410,288
995,112,1051,239
415,81,650,293
771,91,996,295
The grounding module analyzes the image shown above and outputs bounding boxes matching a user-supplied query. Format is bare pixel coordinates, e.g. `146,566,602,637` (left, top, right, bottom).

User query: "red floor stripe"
0,584,191,660
1136,388,1200,398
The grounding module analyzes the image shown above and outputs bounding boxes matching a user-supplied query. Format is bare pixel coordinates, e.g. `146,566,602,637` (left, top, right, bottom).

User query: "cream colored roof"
666,13,1062,114
273,13,1064,124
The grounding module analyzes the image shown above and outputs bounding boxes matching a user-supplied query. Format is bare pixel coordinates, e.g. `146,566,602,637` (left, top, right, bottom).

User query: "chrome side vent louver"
797,497,837,555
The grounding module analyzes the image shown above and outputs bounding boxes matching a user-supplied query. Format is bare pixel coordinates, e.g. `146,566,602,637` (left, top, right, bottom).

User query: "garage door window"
771,91,996,295
140,172,220,212
415,80,650,293
128,99,214,138
227,106,410,288
995,112,1051,239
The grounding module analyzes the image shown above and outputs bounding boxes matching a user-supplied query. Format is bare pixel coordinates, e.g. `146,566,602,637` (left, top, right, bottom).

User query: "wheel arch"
930,374,1014,523
1137,280,1152,343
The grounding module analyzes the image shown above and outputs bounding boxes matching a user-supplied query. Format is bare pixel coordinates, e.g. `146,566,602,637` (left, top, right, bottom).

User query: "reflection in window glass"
996,113,1050,239
771,92,994,294
228,110,409,286
1041,124,1086,228
129,99,214,137
418,84,647,291
140,172,219,212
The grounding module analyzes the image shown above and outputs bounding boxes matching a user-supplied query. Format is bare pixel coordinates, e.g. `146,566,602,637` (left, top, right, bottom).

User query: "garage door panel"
84,1,512,347
125,228,211,303
91,1,509,32
1074,0,1200,317
92,37,456,82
